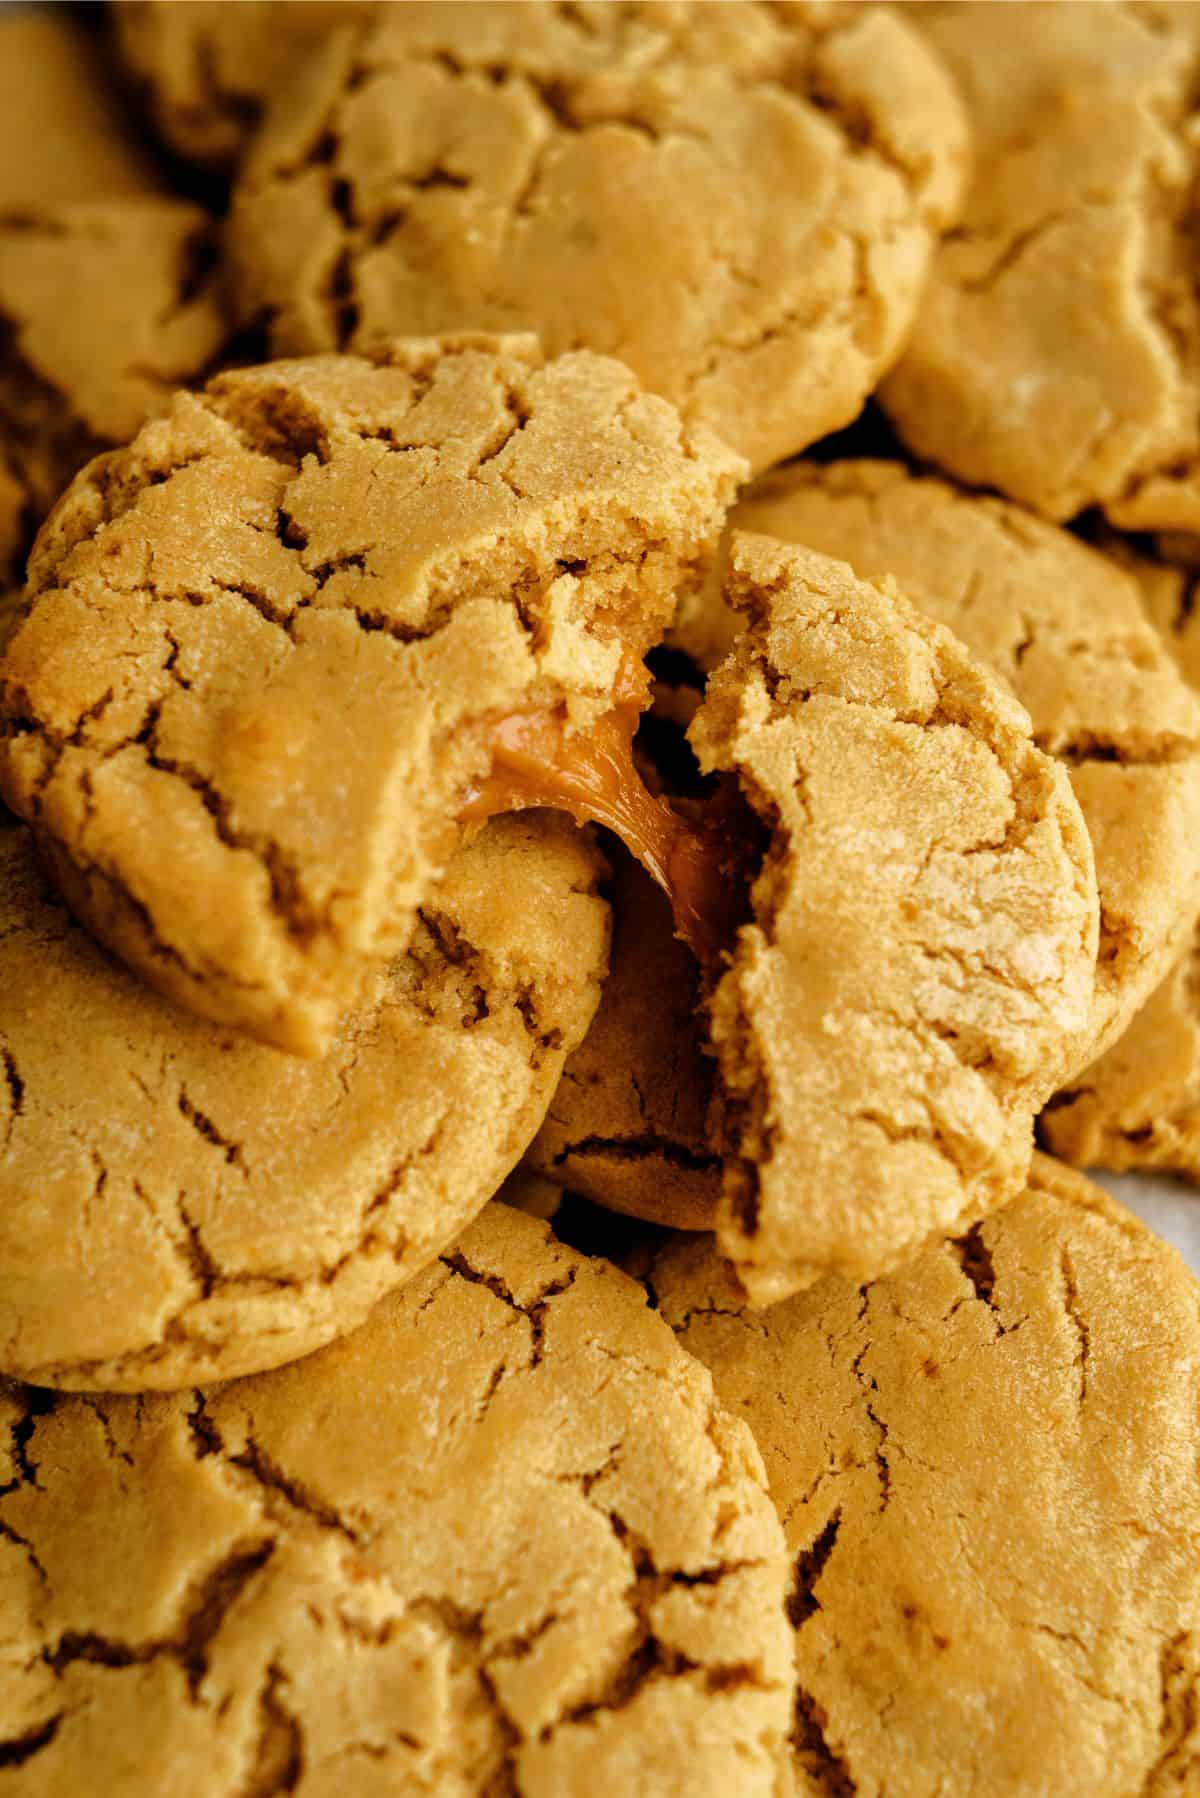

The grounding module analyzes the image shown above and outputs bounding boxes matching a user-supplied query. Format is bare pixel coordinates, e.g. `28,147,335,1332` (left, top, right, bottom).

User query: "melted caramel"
460,665,749,963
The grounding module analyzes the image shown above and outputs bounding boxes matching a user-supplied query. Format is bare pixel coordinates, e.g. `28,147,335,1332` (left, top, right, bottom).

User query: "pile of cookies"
1,4,1199,1792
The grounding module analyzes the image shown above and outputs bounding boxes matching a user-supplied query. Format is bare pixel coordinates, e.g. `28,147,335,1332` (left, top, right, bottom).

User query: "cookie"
1042,543,1200,1176
678,460,1200,1071
644,1155,1200,1796
881,1,1200,530
0,1203,793,1795
0,336,740,1055
526,848,721,1231
0,15,231,589
0,12,159,210
227,1,968,475
0,807,607,1391
111,0,378,173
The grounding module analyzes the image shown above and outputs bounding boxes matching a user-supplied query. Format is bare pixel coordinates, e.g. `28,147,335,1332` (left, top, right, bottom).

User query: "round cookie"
0,1202,794,1795
677,459,1200,1071
0,336,740,1056
526,848,721,1231
0,13,231,590
111,0,378,173
1043,545,1200,1176
227,0,969,475
0,806,608,1391
644,1155,1200,1796
881,2,1200,530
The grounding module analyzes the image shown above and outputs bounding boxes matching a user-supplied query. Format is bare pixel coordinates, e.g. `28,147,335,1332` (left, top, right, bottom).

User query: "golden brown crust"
645,1155,1200,1796
692,536,1098,1305
526,852,721,1232
111,0,379,172
0,811,608,1390
0,1204,793,1794
883,1,1200,529
676,459,1200,1075
0,338,739,1054
0,15,231,588
227,0,968,474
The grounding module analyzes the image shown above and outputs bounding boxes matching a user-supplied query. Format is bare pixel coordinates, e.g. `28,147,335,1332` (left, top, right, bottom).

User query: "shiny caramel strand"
459,666,752,964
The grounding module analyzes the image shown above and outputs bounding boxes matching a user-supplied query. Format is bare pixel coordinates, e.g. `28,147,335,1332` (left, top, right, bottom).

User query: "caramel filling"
460,667,750,963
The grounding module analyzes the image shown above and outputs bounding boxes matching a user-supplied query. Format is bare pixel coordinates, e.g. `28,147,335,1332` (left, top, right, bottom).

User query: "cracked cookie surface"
693,536,1097,1304
226,0,968,475
0,336,738,1054
0,807,607,1390
643,1155,1200,1797
0,14,231,589
882,1,1200,529
0,1202,793,1795
1043,542,1200,1177
678,459,1200,1075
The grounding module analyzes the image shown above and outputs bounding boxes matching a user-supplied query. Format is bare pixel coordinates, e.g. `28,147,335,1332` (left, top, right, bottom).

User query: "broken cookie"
882,1,1200,530
227,0,968,474
0,336,740,1055
534,536,1098,1299
0,11,233,591
677,459,1200,1072
643,1154,1200,1797
0,1202,793,1794
0,807,607,1390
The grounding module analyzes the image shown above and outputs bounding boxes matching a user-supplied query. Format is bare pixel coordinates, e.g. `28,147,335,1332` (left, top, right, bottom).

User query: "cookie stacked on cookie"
0,5,1197,1793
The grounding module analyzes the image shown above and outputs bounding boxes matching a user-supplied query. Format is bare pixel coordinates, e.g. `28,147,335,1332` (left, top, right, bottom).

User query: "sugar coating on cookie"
678,459,1200,1075
692,535,1098,1305
227,0,968,475
527,850,721,1231
0,809,608,1390
112,0,378,172
644,1156,1200,1796
882,1,1200,529
0,15,231,589
0,336,739,1055
0,1204,794,1794
1043,542,1200,1176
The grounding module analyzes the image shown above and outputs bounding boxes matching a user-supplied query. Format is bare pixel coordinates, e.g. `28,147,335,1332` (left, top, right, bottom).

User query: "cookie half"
0,13,232,589
692,536,1097,1304
227,0,968,474
0,1203,793,1794
0,808,607,1390
644,1155,1200,1796
1043,544,1200,1175
678,459,1200,1071
0,336,739,1055
882,1,1200,530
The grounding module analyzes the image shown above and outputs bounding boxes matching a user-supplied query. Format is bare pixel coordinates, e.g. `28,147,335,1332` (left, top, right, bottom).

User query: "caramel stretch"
460,668,744,963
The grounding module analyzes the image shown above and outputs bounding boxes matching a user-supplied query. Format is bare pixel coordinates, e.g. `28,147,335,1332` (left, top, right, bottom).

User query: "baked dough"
227,0,968,474
0,808,607,1391
0,1203,793,1795
525,849,721,1232
645,1155,1200,1796
677,459,1200,1071
703,536,1096,1301
0,336,738,1055
882,1,1200,530
1042,541,1200,1176
0,14,230,587
111,0,378,172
